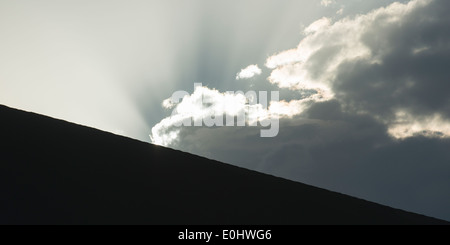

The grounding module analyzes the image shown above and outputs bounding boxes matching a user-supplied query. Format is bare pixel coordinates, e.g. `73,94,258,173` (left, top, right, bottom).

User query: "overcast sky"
1,0,449,221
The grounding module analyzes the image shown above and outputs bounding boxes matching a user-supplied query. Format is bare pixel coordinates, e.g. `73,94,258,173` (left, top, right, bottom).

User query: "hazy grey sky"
1,0,449,221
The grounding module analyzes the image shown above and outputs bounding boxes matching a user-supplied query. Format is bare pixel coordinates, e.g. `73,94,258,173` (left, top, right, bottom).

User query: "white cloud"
151,86,254,146
265,13,373,91
265,49,304,69
236,64,262,80
150,85,325,146
303,17,331,35
388,111,450,139
162,97,176,109
320,0,335,7
412,46,430,55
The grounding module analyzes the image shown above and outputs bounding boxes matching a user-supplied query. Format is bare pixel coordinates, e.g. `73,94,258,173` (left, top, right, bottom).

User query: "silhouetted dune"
0,104,447,225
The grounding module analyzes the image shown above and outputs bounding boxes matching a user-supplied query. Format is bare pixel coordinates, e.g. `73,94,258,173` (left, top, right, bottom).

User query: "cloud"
151,83,334,146
320,0,336,7
150,85,278,146
303,17,332,35
265,0,450,140
236,64,262,80
150,0,450,221
151,86,248,146
387,111,450,139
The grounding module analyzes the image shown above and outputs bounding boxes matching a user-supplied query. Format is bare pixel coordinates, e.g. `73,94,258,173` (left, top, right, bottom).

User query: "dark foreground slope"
0,104,447,225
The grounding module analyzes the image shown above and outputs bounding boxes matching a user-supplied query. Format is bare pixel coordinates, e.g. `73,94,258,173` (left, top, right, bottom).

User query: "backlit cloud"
150,0,450,221
263,0,450,140
236,64,262,80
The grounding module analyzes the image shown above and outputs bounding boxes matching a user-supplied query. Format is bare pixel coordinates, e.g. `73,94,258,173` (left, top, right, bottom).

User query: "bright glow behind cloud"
388,111,450,139
150,85,323,146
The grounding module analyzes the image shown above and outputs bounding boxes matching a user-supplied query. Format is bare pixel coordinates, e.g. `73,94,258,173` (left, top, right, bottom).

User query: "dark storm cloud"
335,0,450,120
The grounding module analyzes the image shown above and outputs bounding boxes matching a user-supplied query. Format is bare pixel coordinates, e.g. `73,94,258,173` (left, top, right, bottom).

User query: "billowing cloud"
264,0,450,140
236,64,262,80
151,85,277,146
151,81,336,146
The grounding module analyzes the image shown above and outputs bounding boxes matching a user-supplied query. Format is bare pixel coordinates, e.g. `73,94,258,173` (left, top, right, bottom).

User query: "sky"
1,0,449,221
